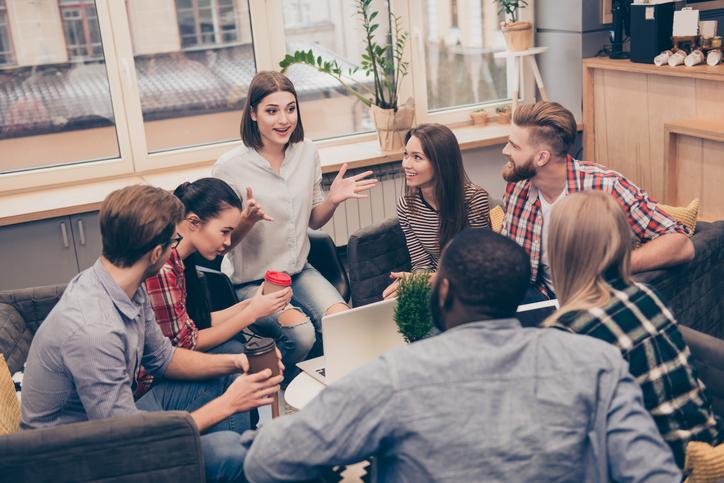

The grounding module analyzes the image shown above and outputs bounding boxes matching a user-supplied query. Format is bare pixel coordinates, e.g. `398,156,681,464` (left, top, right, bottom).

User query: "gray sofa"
347,219,724,340
0,285,205,483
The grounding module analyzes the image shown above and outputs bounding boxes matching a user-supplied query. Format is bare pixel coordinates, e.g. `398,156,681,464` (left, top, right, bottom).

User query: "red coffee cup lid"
264,271,291,287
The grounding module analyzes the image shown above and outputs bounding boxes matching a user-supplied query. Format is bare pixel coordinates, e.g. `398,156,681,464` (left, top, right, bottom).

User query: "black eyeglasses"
167,233,183,249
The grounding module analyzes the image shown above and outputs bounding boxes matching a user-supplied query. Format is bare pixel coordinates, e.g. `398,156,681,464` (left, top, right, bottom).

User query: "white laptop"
297,297,560,385
297,298,405,385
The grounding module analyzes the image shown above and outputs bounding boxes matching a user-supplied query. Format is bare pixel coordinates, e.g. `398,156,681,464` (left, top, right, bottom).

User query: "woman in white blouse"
213,71,377,371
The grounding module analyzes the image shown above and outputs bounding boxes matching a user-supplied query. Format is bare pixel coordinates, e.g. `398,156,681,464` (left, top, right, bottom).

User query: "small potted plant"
494,0,532,52
470,108,489,126
280,0,412,152
496,105,512,124
393,272,434,343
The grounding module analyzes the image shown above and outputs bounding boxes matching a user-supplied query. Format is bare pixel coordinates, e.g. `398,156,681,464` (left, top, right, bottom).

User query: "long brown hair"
240,71,304,150
544,191,634,326
404,123,469,251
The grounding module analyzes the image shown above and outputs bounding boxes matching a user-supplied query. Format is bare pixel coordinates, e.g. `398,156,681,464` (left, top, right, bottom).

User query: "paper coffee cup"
262,271,291,295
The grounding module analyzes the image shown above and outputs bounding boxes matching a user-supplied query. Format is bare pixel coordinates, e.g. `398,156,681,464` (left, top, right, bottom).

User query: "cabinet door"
71,212,102,272
0,217,80,291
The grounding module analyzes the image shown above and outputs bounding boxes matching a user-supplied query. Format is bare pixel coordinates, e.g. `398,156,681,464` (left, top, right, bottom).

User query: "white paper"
673,8,700,37
699,20,718,39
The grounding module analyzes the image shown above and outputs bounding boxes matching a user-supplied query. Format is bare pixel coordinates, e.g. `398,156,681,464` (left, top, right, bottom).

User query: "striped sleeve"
396,195,436,272
465,184,491,229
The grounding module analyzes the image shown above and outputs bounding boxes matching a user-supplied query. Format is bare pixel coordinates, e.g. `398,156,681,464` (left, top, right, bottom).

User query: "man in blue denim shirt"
243,229,680,482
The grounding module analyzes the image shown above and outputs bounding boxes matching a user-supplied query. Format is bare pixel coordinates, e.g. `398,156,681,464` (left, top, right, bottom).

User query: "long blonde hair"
544,191,634,326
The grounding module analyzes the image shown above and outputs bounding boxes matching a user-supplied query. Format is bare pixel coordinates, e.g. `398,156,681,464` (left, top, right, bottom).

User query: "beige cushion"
0,354,20,434
659,198,700,236
490,205,504,233
685,442,724,483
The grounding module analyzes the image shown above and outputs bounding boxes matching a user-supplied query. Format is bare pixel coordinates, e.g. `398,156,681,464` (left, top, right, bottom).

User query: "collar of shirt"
249,142,301,179
91,258,146,320
446,317,522,334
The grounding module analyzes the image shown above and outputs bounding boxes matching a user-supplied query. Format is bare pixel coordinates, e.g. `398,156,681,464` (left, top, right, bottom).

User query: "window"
0,0,533,193
131,0,255,153
60,0,103,61
281,0,387,140
0,0,119,178
176,0,239,49
421,0,508,112
0,0,14,66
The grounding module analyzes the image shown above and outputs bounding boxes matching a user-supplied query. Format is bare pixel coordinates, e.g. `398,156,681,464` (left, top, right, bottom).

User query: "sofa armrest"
0,411,205,483
0,284,66,335
347,217,411,307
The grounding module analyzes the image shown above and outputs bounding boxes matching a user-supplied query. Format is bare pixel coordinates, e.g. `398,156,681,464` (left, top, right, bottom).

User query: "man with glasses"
21,185,280,482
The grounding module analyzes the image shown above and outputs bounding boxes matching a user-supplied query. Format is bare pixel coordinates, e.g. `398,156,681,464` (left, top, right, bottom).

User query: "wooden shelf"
583,57,724,83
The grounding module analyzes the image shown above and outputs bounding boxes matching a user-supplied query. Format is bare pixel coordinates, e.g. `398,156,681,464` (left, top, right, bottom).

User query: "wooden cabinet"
582,57,724,220
0,212,101,291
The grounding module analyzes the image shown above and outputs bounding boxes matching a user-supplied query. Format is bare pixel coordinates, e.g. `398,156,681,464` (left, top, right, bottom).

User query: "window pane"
282,0,392,140
423,0,508,111
0,0,14,66
0,0,119,174
129,0,255,153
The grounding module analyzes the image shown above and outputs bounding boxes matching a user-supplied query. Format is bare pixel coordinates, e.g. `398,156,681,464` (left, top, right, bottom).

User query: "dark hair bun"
174,181,192,199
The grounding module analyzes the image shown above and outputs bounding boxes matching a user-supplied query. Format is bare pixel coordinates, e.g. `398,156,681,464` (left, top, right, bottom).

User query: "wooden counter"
582,57,724,220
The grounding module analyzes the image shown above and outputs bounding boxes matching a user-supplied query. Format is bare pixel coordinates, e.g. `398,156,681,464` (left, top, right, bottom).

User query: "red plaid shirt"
135,249,199,397
501,157,688,294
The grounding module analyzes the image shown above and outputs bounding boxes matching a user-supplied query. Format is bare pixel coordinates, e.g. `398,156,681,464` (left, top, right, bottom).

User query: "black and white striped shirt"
397,183,490,272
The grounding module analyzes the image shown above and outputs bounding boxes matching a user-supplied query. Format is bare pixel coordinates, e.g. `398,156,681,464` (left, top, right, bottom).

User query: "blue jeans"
136,340,251,482
236,263,345,378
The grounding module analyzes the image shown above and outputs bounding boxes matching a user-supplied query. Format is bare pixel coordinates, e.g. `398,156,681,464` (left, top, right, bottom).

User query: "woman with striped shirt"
383,123,491,298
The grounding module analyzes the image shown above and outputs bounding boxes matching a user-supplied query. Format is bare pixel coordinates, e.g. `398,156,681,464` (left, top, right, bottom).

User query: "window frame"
0,0,15,66
59,0,104,61
176,0,240,50
0,0,536,194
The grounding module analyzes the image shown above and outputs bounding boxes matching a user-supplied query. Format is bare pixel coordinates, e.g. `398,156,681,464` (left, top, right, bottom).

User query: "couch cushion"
0,304,33,375
0,354,20,435
659,198,700,235
0,284,65,335
685,442,724,483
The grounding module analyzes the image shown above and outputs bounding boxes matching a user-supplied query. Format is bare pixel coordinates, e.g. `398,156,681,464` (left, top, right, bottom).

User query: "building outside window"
176,0,239,49
60,0,103,61
0,0,14,66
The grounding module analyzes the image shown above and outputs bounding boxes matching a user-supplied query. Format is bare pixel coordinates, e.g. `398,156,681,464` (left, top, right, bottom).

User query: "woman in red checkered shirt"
135,178,291,397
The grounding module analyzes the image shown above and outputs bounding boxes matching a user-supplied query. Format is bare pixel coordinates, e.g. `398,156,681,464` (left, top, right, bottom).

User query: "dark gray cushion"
0,284,65,334
0,411,205,482
0,303,32,375
680,325,724,420
347,217,410,307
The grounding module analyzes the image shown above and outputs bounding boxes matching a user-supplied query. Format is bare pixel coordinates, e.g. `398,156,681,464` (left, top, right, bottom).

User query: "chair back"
308,229,351,303
196,267,239,313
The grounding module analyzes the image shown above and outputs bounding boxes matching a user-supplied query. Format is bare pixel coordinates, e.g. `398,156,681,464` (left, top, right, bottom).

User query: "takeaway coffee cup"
244,337,281,417
262,271,291,295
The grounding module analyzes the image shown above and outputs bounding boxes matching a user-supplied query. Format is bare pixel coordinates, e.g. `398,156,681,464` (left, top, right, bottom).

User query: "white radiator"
321,164,404,246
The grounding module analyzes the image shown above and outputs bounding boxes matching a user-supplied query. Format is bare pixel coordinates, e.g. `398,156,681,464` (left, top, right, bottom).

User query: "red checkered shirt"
135,248,199,397
501,157,688,294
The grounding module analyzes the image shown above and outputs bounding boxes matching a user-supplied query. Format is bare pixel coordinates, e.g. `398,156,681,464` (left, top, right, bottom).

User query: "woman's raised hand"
243,187,274,224
327,163,378,205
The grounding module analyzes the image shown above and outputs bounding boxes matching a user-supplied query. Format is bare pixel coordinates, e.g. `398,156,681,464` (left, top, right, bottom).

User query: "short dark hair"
100,185,184,268
240,71,304,150
438,228,530,317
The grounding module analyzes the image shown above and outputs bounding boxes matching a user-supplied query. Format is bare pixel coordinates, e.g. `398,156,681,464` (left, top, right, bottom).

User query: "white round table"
284,371,326,411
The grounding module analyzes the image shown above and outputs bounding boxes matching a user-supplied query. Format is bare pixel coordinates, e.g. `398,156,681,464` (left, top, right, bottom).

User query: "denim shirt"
243,319,680,482
21,259,175,429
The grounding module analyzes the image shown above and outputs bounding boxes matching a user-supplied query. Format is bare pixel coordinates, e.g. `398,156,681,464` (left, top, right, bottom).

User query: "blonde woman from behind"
545,191,720,468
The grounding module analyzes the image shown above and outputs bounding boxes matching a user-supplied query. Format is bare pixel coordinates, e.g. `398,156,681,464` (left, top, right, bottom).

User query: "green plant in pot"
494,0,532,51
393,272,434,343
496,105,512,124
279,0,413,152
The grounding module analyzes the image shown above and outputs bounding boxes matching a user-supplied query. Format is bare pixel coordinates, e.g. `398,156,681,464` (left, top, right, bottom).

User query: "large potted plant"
495,0,532,52
393,272,434,343
279,0,412,152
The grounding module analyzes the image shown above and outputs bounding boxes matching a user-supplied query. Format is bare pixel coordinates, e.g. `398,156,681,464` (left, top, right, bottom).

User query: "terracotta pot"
501,21,533,52
370,100,415,152
496,111,511,124
470,111,488,126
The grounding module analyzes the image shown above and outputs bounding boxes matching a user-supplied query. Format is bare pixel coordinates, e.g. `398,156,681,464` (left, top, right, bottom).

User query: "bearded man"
500,101,693,298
